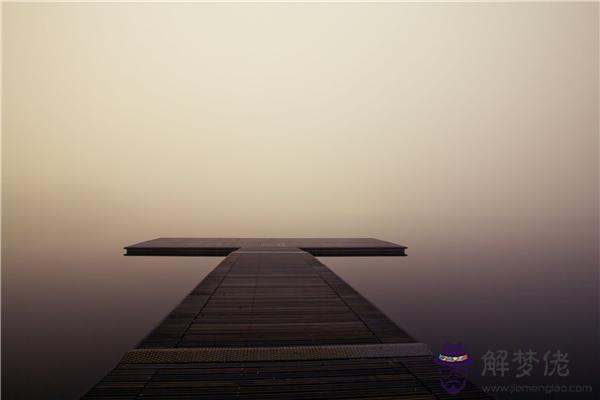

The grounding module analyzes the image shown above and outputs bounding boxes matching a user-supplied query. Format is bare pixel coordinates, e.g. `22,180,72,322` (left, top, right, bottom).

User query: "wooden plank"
137,250,413,348
82,240,492,399
83,358,492,399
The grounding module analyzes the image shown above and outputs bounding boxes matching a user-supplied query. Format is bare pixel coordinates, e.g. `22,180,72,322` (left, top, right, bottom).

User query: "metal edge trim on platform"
120,343,431,363
125,248,407,256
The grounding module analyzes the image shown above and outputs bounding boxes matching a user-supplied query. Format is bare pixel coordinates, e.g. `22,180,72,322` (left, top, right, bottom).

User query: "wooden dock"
82,238,492,399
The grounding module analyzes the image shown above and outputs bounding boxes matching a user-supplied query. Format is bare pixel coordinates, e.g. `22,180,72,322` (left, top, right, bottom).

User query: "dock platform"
82,238,492,399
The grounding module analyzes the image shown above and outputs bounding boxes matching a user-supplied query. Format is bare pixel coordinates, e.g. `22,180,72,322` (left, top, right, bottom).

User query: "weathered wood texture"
83,356,491,400
82,241,492,399
138,251,412,348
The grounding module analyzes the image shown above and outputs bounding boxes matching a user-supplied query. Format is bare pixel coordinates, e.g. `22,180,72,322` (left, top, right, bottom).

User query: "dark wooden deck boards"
82,240,492,399
138,251,412,349
84,356,491,399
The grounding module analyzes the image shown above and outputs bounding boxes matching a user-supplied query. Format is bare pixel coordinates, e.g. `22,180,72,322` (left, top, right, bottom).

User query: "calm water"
2,2,600,400
2,220,597,399
3,2,597,399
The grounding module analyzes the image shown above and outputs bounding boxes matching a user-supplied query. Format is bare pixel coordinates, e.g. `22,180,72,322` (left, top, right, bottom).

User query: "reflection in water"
2,220,597,399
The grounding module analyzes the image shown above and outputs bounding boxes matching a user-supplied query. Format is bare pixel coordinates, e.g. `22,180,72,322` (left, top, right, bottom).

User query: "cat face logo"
435,342,473,395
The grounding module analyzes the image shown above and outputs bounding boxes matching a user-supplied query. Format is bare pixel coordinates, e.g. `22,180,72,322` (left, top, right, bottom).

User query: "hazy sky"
2,3,598,399
3,2,597,240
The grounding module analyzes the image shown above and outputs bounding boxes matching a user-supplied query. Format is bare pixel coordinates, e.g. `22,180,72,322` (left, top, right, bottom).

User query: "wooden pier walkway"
82,238,492,399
